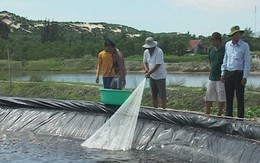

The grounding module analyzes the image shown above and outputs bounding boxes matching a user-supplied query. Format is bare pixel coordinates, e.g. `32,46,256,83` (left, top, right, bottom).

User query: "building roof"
187,39,201,51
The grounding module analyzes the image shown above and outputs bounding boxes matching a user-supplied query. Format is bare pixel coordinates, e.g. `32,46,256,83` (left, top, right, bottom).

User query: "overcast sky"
1,0,259,36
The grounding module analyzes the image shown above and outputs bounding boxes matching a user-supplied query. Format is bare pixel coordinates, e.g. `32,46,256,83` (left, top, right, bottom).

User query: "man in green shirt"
205,32,226,116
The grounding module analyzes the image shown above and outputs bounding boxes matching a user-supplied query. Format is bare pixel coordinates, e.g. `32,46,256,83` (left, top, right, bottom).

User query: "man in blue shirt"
221,25,251,118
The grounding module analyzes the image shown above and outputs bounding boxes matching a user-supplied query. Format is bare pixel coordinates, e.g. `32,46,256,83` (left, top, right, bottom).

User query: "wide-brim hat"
228,25,244,36
142,37,158,48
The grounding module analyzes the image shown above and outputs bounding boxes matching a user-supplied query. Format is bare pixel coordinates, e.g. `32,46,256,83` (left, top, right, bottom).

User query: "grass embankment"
0,81,259,119
0,55,210,73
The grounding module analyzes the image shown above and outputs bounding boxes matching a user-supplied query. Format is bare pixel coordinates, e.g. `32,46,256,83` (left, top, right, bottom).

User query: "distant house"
187,39,208,54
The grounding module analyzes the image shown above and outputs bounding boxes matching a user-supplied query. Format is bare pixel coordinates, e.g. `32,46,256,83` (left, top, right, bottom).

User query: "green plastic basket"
99,88,132,105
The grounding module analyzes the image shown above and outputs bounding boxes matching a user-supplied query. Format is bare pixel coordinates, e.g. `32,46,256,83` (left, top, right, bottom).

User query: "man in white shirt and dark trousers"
221,26,251,118
143,37,167,109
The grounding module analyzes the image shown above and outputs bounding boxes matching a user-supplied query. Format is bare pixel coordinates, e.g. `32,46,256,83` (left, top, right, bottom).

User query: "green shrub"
164,55,208,63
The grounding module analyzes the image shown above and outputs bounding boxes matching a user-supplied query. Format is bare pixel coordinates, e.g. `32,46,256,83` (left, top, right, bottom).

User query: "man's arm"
96,53,102,83
243,43,251,79
143,62,149,73
145,64,161,78
221,44,228,82
241,42,251,85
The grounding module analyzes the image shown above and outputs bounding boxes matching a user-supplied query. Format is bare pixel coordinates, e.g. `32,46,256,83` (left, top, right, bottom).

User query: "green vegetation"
0,81,100,101
0,55,212,78
164,54,208,63
0,57,97,72
126,54,209,63
1,11,260,61
0,81,259,119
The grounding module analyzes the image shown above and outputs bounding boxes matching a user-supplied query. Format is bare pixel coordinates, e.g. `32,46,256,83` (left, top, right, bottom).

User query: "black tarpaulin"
0,96,259,162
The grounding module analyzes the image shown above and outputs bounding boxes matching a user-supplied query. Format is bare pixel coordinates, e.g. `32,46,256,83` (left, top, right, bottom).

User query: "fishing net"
81,78,146,151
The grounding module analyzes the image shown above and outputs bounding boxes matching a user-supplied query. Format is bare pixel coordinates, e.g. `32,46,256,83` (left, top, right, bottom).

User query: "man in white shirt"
221,25,251,118
143,37,167,109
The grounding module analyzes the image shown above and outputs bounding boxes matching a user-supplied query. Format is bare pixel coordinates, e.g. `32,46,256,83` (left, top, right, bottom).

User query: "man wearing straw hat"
221,25,251,118
143,37,167,109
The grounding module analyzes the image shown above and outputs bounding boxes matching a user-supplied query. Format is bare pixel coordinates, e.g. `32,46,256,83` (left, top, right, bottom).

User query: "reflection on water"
12,71,260,88
0,131,186,163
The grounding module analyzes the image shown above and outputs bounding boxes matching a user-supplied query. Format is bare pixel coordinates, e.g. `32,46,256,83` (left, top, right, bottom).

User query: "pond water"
0,131,186,163
12,71,260,88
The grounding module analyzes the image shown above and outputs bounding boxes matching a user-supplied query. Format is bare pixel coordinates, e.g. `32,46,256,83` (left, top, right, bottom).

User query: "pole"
255,6,256,36
7,48,12,86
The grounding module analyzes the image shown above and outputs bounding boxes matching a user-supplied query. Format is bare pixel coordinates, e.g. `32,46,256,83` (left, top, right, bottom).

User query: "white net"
81,78,146,151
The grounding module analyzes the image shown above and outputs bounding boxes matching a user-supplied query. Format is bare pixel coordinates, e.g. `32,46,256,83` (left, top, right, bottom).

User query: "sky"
1,0,260,36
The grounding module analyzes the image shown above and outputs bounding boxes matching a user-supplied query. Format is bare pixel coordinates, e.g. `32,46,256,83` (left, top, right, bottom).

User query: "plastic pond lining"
0,96,259,162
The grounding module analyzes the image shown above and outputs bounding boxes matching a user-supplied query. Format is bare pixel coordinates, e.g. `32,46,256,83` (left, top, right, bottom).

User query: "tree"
242,27,254,51
243,27,254,37
41,20,64,42
41,20,50,43
0,20,11,39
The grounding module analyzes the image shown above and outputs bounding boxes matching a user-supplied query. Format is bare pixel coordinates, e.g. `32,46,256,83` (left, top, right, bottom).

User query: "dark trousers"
103,77,114,89
224,70,245,118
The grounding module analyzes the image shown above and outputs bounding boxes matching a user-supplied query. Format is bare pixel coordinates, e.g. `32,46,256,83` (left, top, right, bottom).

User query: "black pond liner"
0,96,259,162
